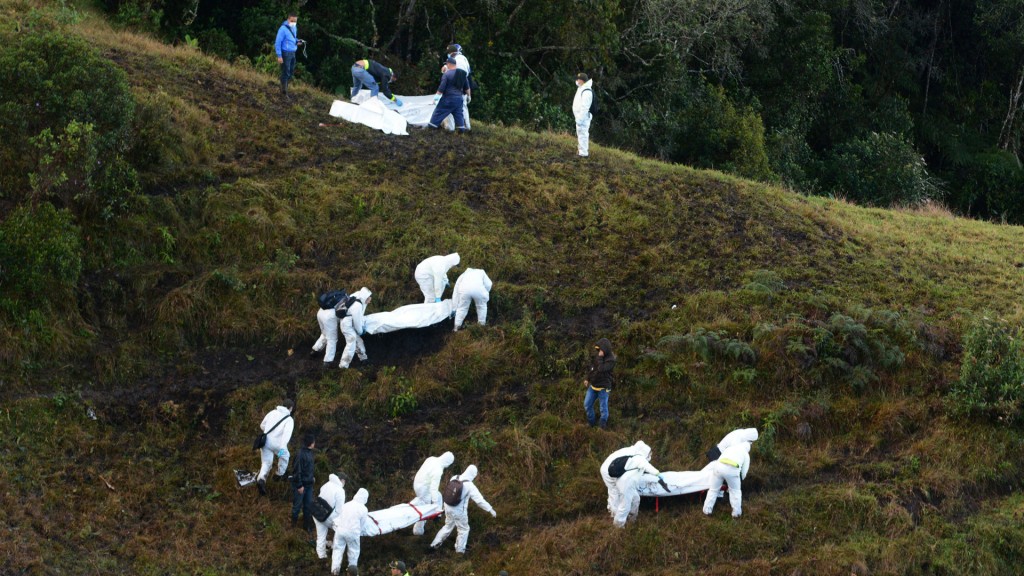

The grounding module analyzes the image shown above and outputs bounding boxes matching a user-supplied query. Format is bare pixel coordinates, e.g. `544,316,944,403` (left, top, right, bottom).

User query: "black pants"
292,482,314,529
280,51,296,92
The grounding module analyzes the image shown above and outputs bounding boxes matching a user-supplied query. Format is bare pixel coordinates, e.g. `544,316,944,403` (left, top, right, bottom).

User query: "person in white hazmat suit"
314,473,347,560
414,253,460,303
332,488,370,575
256,399,295,495
600,441,664,528
451,268,492,331
339,288,372,369
702,441,751,518
411,451,456,535
312,305,342,365
572,73,594,157
430,464,497,554
707,427,759,461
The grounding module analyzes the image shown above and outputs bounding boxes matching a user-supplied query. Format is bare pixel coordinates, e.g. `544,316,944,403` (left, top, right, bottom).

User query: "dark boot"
257,478,267,496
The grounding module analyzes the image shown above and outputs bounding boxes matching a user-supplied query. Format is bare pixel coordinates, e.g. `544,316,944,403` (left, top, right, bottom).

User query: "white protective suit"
703,442,751,518
430,465,496,554
572,79,594,157
600,441,652,519
312,307,342,363
339,288,372,369
257,405,294,482
411,451,456,535
452,268,492,331
599,441,661,528
414,253,460,303
717,428,759,453
314,474,347,559
452,53,472,130
332,488,370,574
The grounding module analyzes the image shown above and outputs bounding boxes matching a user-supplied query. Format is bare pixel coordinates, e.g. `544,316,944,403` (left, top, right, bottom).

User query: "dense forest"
99,0,1024,221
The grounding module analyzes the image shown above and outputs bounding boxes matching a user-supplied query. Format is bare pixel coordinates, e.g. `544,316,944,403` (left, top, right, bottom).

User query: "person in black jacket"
350,59,403,106
583,338,616,429
291,432,317,534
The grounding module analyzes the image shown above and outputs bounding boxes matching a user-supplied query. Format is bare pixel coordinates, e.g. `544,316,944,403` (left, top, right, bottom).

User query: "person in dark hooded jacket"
583,338,616,428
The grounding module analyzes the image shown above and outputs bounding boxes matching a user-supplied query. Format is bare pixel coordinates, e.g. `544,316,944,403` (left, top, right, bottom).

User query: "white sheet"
362,501,444,537
331,93,454,133
363,300,453,335
636,463,717,497
329,97,409,135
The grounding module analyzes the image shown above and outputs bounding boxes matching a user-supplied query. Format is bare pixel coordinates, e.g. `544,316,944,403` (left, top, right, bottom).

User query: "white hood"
353,487,369,505
329,474,344,487
353,287,372,302
633,440,652,461
444,253,461,269
440,451,455,467
459,464,478,482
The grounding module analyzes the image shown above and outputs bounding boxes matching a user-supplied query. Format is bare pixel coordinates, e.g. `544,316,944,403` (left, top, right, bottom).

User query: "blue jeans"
351,65,379,98
428,95,466,130
292,482,314,529
584,387,609,426
280,51,296,90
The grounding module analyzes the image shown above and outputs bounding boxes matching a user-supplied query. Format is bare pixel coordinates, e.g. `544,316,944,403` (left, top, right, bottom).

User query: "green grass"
4,2,1024,575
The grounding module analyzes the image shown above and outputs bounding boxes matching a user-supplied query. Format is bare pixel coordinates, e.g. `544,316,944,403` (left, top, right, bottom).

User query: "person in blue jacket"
275,13,304,98
427,58,467,132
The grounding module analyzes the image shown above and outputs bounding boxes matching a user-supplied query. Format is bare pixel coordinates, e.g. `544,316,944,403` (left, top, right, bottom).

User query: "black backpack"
310,496,335,522
334,295,361,318
606,455,633,478
318,290,347,310
442,478,465,506
584,88,600,116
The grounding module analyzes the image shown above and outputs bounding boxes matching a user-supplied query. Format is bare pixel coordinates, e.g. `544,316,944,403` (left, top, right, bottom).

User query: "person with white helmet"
430,465,496,553
411,451,456,535
255,398,295,496
600,441,663,527
451,268,492,331
703,441,751,518
314,473,348,560
414,254,460,303
332,488,370,575
339,287,372,369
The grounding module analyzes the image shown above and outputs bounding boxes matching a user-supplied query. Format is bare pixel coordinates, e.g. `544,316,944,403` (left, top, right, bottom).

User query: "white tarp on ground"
330,93,452,133
363,300,453,335
637,462,717,497
362,501,444,537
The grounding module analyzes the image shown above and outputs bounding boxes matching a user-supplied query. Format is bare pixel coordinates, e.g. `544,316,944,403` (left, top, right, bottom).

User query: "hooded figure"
411,451,456,535
583,338,616,428
339,288,372,369
703,441,751,518
430,464,496,554
572,74,594,157
451,268,493,331
707,428,759,461
315,474,347,559
256,402,295,490
332,488,370,575
599,441,661,528
414,254,460,303
313,305,342,365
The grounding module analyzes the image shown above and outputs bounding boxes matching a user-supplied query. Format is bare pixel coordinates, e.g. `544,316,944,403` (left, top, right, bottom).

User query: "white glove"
490,509,497,518
433,94,441,104
466,93,472,104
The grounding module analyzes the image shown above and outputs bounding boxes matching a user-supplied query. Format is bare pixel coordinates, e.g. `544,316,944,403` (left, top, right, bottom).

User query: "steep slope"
4,5,1024,576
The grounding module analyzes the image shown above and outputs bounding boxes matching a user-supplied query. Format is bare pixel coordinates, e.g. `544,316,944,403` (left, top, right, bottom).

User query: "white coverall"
332,488,370,574
609,444,661,528
314,474,346,559
703,442,751,518
312,307,342,363
717,428,759,453
600,441,652,519
414,253,460,303
411,451,456,535
572,79,594,157
430,464,496,553
257,405,294,482
452,268,492,331
339,287,372,369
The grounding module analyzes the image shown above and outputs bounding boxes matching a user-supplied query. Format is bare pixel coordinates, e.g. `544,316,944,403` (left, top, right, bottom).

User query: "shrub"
948,315,1024,425
0,203,82,318
827,131,942,207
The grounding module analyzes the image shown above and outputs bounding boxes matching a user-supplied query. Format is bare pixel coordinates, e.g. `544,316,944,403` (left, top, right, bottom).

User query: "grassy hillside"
4,2,1024,575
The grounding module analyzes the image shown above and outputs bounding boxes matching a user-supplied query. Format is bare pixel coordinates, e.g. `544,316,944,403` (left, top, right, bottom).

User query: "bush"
948,315,1024,425
827,131,942,207
0,30,137,216
0,203,82,318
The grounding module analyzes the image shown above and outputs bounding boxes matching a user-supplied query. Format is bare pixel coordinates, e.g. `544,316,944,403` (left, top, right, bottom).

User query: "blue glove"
277,449,286,458
394,97,404,107
435,298,441,303
433,94,441,105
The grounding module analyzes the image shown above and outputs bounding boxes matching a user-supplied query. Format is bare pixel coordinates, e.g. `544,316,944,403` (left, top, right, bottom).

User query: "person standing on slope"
583,338,616,429
414,253,460,303
446,43,473,130
410,451,456,535
572,73,594,157
314,473,348,560
332,488,371,575
339,288,372,369
451,268,493,331
430,465,497,554
274,13,304,99
427,58,468,133
703,441,751,518
256,398,294,495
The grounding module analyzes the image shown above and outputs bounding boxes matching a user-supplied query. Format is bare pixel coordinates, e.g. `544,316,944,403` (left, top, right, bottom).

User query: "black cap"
575,73,589,82
390,560,406,570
